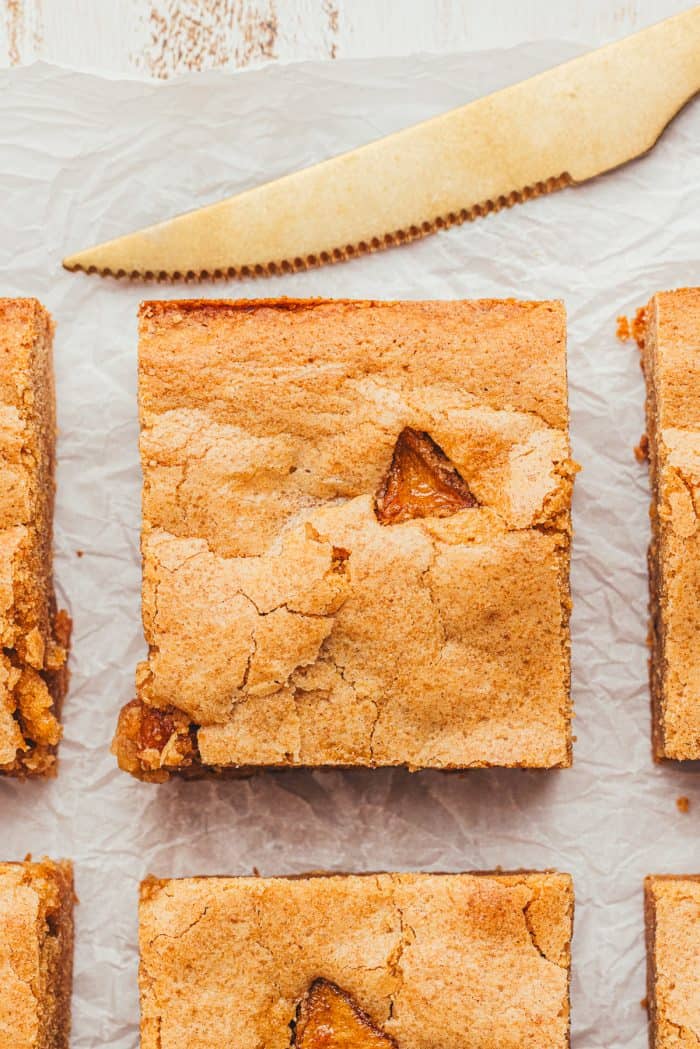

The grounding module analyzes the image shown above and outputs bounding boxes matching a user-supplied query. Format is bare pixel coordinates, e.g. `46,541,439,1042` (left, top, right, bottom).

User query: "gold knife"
63,5,700,281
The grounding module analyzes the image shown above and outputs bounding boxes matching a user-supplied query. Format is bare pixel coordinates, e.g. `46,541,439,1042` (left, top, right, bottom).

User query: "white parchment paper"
1,43,699,1048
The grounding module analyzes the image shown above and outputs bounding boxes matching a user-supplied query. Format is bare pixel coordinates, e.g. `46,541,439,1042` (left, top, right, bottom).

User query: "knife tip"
62,253,99,275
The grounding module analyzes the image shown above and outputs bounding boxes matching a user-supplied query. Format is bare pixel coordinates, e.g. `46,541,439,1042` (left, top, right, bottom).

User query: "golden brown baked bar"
642,289,700,760
0,300,71,777
139,871,574,1049
114,298,576,779
644,876,700,1048
0,858,74,1049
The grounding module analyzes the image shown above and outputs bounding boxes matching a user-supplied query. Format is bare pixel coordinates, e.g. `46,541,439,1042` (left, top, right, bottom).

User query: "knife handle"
558,4,700,181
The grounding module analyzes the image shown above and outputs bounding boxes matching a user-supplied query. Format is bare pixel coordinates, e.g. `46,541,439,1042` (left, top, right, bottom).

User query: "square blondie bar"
642,289,700,759
114,298,576,779
0,299,71,777
644,875,700,1048
0,858,74,1049
139,871,574,1049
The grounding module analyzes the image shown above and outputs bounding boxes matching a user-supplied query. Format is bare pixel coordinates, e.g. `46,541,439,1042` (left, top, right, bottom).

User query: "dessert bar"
139,871,574,1049
644,875,700,1048
0,299,71,776
114,298,576,779
0,858,74,1048
641,289,700,759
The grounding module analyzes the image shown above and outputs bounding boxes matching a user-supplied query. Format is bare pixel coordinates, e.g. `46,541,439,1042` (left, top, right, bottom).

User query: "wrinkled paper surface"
1,44,699,1048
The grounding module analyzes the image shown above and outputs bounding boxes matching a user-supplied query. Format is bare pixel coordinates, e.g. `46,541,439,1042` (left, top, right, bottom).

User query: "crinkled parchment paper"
1,43,699,1048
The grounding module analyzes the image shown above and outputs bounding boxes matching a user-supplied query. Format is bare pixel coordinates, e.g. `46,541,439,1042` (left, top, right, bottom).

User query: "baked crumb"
634,434,650,463
616,315,632,341
616,308,646,348
676,796,690,813
632,307,647,348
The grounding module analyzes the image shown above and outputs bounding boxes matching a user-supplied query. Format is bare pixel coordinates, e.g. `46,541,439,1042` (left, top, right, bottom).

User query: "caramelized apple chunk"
375,428,476,525
294,979,396,1049
112,698,196,781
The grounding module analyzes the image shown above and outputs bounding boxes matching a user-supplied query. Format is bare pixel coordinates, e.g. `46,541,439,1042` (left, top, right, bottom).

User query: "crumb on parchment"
634,434,649,463
616,315,631,341
616,308,647,348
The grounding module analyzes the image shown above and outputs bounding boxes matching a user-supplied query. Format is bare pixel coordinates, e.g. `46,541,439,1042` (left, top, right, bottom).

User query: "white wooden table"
0,0,683,77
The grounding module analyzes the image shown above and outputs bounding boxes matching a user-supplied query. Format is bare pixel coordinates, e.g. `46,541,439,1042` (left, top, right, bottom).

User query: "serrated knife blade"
63,6,700,281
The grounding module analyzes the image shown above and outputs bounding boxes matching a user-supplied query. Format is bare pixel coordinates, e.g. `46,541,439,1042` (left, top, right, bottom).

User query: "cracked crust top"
139,871,573,1049
0,858,74,1049
645,876,700,1047
643,289,700,760
0,299,71,777
117,298,576,777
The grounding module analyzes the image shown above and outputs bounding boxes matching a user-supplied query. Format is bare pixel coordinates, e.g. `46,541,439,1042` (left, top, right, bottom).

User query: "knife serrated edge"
64,171,573,282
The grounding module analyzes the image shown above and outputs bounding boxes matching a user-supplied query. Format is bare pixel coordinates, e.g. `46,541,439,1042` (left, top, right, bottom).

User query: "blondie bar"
644,875,700,1048
114,298,576,779
0,299,71,777
0,858,74,1049
641,289,700,759
139,871,574,1049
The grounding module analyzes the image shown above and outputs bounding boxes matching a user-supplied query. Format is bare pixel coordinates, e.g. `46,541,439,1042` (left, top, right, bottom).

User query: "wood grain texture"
0,0,684,77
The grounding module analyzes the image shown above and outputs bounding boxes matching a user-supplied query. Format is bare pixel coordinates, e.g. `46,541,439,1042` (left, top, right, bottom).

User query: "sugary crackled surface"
123,298,575,775
0,859,74,1049
643,289,700,760
646,877,700,1047
0,299,70,777
139,872,573,1049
